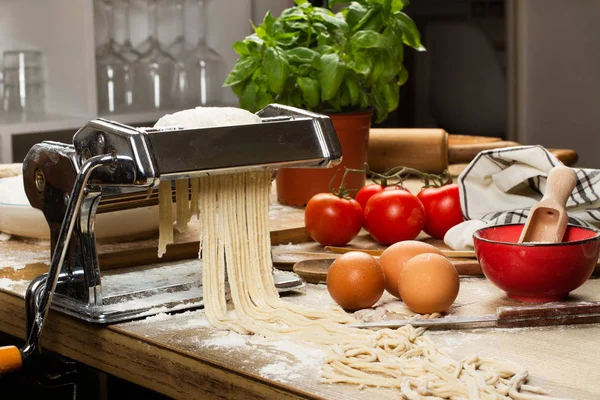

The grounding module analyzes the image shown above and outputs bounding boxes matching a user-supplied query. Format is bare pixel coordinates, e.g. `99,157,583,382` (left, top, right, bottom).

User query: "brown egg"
326,251,386,311
378,241,444,299
398,253,460,314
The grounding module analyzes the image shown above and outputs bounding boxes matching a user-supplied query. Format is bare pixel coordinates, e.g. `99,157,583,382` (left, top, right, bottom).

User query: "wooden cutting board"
292,252,600,284
277,233,600,283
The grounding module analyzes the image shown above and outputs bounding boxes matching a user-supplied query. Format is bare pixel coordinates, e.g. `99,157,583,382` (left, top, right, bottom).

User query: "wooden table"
1,190,600,400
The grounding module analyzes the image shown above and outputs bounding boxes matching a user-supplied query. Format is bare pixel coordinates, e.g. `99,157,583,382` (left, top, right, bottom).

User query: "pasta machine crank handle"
0,154,135,375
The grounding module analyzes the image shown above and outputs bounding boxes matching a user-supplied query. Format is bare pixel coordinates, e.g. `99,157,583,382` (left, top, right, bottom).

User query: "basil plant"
224,0,424,123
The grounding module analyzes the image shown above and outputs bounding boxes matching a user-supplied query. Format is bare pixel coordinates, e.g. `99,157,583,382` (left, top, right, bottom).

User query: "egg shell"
378,241,444,299
326,251,386,311
398,253,460,314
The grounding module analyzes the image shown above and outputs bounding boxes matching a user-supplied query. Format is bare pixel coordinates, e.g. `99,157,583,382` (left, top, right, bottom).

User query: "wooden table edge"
0,288,324,400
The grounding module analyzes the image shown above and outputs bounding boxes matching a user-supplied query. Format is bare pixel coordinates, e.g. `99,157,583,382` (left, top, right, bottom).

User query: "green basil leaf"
239,81,258,111
397,66,408,86
348,52,372,77
371,85,389,123
350,31,387,50
353,7,384,32
328,91,342,111
367,57,385,85
344,77,360,105
231,81,245,97
359,90,369,109
297,64,314,76
352,7,377,32
262,11,277,36
256,87,275,110
312,22,329,34
223,56,260,86
315,44,335,56
319,53,346,101
317,32,333,47
380,57,398,82
394,12,425,51
263,47,290,94
391,0,407,12
276,32,300,46
253,24,267,40
382,82,399,112
285,48,319,65
284,21,309,31
312,9,348,31
297,0,313,11
346,2,367,29
340,85,351,108
362,10,385,32
383,25,404,63
232,41,249,56
280,7,306,21
245,34,264,46
297,76,320,108
292,91,304,108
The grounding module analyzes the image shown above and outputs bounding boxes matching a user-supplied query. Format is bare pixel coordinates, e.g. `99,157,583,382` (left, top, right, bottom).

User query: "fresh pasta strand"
157,180,174,258
159,170,561,400
175,179,190,232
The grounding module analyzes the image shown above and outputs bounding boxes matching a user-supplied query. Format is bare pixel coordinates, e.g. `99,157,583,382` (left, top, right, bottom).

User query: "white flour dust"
199,330,327,383
0,278,29,292
0,250,48,270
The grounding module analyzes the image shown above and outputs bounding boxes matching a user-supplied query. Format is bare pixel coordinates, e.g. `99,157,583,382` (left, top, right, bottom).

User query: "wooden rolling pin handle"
495,302,600,328
0,345,23,375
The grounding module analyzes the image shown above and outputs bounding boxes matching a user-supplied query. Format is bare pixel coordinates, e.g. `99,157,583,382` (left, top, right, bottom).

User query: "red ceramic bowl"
473,224,600,302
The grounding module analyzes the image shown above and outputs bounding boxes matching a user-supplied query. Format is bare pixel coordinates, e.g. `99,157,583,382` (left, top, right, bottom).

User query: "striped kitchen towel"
443,145,600,249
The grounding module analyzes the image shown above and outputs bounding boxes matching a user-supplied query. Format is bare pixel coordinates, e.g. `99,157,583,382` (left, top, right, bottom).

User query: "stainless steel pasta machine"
6,104,341,371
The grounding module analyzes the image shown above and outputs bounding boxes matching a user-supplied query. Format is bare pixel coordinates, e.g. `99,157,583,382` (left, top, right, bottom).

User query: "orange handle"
0,346,23,375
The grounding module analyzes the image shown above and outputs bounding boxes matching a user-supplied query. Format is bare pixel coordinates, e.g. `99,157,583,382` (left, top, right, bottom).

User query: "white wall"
513,0,600,168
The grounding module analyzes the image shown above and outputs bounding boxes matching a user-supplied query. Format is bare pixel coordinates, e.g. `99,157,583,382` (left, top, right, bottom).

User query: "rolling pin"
367,128,450,174
367,128,521,173
367,129,578,173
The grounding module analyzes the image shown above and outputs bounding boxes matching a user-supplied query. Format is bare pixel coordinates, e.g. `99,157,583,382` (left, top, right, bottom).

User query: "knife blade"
348,301,600,329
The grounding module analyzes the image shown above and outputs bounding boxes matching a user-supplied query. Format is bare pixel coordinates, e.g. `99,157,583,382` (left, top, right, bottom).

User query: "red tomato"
417,184,464,239
364,190,426,245
355,184,402,210
305,193,363,246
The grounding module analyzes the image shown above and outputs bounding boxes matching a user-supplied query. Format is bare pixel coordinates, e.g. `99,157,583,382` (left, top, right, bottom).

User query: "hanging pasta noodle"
157,180,174,258
154,108,556,399
175,179,190,231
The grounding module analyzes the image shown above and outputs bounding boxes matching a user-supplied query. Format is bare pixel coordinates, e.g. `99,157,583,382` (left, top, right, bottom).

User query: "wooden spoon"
518,166,578,243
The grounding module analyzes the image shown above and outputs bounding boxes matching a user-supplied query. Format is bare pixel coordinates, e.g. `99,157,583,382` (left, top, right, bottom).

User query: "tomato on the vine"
364,190,426,245
305,193,364,246
355,184,403,211
417,184,464,239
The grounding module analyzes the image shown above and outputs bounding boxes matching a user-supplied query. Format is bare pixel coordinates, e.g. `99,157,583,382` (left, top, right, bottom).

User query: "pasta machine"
10,104,341,369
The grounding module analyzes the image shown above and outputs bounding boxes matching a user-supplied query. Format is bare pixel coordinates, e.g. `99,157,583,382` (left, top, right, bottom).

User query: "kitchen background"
0,0,597,167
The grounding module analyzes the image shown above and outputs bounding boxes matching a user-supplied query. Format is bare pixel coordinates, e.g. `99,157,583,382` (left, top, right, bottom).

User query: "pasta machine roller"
12,104,341,368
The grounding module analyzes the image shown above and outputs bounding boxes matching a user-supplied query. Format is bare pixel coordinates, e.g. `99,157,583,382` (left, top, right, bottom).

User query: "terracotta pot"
276,110,372,206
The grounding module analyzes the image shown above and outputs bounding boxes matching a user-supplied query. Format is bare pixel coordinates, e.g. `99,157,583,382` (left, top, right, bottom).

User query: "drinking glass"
184,0,224,106
117,0,141,109
168,0,194,107
133,0,177,111
96,0,128,114
2,50,45,116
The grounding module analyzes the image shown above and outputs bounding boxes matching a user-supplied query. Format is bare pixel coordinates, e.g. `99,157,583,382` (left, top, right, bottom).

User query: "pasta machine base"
49,260,305,324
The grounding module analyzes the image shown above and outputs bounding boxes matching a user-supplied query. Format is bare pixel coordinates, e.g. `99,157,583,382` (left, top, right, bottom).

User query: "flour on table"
0,278,29,292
